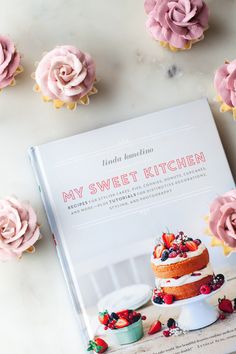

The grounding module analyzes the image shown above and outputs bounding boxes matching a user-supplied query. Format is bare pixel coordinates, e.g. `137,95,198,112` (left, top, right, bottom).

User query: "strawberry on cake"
151,232,225,303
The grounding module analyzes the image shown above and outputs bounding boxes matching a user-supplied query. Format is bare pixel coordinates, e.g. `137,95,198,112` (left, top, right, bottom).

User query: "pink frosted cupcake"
214,60,236,119
0,197,41,261
33,45,97,110
0,35,23,91
144,0,209,52
205,190,236,256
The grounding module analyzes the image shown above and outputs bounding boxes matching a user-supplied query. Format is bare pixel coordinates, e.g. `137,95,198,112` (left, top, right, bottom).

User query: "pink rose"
214,60,236,108
209,190,236,249
144,0,209,49
35,45,96,103
0,197,40,260
0,35,21,89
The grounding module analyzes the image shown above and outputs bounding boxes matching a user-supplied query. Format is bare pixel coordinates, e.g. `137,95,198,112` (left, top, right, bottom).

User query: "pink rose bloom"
0,35,21,89
144,0,209,49
35,45,96,103
209,190,236,249
0,197,40,260
214,60,236,108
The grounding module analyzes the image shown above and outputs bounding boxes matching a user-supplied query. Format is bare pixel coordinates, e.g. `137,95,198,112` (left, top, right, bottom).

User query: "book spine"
28,146,89,349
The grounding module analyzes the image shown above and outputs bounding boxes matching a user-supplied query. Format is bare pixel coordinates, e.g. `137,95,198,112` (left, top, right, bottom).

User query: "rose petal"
144,0,157,14
5,220,28,243
227,70,236,90
225,215,236,236
182,0,191,13
146,17,166,41
182,6,197,23
154,1,169,27
219,79,233,107
230,91,236,107
184,23,203,40
166,13,187,34
12,237,24,247
197,2,209,28
6,52,20,78
17,226,40,252
214,64,229,91
0,44,4,64
163,27,188,48
172,8,185,22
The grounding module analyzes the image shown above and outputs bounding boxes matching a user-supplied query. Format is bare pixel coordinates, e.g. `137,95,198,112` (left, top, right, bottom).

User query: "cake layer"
151,248,209,279
161,275,213,300
155,263,213,288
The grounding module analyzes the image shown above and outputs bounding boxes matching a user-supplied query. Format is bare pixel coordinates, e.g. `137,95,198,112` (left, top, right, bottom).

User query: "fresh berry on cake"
151,231,224,302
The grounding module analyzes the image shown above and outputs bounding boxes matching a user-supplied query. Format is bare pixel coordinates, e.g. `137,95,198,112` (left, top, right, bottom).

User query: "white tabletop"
1,1,236,353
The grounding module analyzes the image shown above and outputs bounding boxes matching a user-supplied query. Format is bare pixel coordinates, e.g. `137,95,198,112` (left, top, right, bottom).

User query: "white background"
0,1,236,353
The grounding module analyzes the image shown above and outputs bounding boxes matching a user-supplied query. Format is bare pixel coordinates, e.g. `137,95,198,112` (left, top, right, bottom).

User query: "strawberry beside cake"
151,232,224,303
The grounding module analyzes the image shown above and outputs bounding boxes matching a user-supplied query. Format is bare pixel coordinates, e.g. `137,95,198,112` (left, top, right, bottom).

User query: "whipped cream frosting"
151,243,206,266
155,263,213,288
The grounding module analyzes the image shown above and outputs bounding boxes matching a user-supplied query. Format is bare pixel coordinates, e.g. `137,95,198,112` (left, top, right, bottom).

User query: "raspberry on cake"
151,232,215,301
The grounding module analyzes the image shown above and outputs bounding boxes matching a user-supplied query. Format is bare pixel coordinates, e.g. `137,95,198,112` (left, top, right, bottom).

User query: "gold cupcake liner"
159,40,193,52
216,95,236,120
157,28,208,52
25,245,36,254
159,36,204,52
204,215,234,256
0,65,24,93
32,75,98,111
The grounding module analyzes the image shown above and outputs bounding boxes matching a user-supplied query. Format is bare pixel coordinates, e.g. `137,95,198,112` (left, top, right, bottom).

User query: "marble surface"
0,0,236,353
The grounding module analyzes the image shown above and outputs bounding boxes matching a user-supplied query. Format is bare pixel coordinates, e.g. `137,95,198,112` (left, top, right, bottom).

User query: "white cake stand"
152,283,226,331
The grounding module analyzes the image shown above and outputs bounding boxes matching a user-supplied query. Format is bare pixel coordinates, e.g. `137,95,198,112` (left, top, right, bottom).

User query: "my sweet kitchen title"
62,151,206,202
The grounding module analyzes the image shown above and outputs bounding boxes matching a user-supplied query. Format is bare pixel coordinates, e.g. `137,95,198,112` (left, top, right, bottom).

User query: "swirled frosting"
209,190,236,248
144,0,209,49
214,60,236,108
35,45,96,103
0,35,20,89
0,197,40,260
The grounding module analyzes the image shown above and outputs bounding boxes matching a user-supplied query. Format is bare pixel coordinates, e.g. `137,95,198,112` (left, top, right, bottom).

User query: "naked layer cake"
151,232,224,303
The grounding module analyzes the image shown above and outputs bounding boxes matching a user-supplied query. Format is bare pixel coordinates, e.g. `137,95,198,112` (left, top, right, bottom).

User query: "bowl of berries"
98,309,146,345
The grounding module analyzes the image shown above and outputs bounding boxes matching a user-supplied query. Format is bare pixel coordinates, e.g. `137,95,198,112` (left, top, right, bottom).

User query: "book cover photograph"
29,99,236,354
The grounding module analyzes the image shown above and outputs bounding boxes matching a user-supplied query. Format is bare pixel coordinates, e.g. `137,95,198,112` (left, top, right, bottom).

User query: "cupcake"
33,45,97,110
205,190,236,256
144,0,209,52
0,196,41,261
214,60,236,119
0,35,23,91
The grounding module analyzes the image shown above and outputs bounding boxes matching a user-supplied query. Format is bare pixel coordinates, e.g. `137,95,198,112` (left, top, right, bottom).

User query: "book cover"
29,98,236,353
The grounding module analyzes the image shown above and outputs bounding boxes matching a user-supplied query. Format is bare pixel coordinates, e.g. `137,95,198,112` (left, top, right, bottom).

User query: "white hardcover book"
29,98,236,353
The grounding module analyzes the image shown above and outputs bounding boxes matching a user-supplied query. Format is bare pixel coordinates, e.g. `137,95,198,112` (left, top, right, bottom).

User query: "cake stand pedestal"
152,284,225,331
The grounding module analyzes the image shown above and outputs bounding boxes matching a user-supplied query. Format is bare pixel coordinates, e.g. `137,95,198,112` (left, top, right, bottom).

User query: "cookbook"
29,98,236,353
